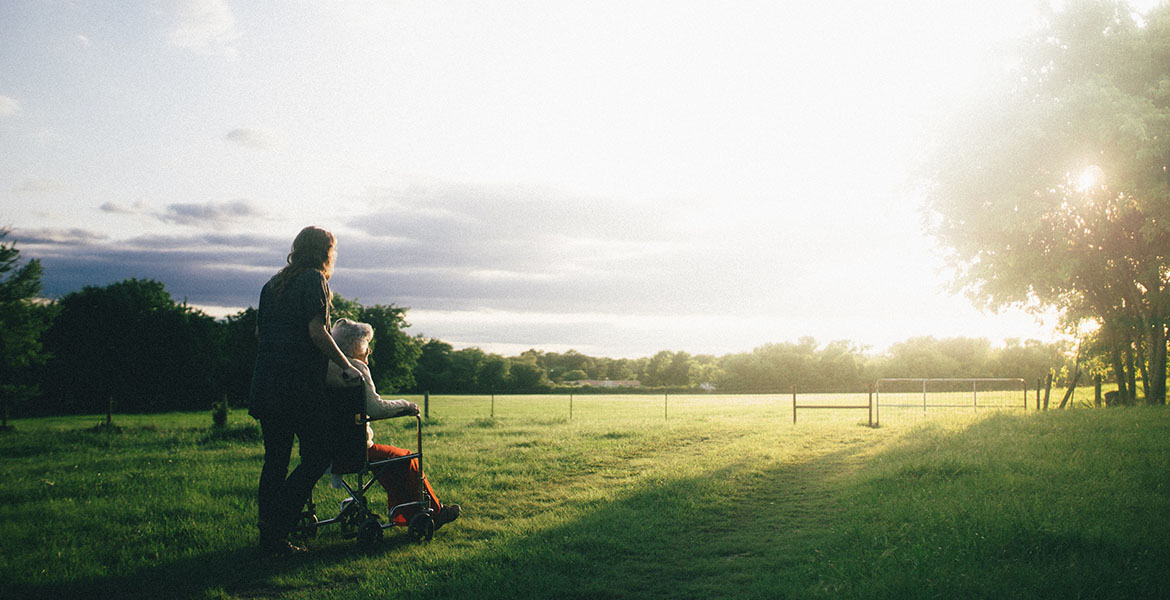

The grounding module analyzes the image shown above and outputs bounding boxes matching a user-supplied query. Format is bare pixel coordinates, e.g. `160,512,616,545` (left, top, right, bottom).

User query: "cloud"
159,200,264,226
10,227,109,246
11,177,902,355
15,175,786,324
101,199,261,226
0,95,21,116
165,0,240,59
224,127,280,149
16,223,744,355
319,180,814,321
22,229,284,307
12,178,65,193
100,201,151,215
345,183,676,273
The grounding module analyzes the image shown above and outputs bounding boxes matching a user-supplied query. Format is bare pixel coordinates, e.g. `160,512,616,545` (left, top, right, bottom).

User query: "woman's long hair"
271,226,336,295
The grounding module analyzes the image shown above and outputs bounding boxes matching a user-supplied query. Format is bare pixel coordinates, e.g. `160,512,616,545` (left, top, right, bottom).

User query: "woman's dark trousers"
258,415,330,542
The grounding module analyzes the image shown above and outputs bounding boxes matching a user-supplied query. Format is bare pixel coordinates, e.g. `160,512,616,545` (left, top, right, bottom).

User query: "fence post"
1036,378,1041,410
424,392,430,419
1043,373,1053,410
491,393,494,419
570,393,573,420
923,379,928,413
792,386,797,424
664,391,668,420
868,384,873,427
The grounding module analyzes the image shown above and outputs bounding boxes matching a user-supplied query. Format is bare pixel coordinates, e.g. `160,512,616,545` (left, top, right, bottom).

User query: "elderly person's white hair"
331,318,374,358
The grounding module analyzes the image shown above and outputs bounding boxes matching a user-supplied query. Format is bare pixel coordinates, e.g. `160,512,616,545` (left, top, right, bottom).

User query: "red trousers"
367,443,443,524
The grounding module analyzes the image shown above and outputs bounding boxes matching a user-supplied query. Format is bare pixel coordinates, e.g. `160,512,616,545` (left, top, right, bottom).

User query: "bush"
211,399,229,428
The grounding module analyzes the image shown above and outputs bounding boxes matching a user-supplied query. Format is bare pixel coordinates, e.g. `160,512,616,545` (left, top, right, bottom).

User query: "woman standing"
249,226,362,556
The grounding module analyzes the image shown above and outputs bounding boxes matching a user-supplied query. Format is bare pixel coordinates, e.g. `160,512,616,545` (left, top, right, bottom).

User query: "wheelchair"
292,384,435,546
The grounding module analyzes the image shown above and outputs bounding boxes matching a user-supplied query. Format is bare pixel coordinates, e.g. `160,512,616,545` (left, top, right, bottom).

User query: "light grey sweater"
325,360,415,447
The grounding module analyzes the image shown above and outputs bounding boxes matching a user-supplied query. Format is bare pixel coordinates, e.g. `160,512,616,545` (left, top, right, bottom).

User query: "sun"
1076,164,1105,192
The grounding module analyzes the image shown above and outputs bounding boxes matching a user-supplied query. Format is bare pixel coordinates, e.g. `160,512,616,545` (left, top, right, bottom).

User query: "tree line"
3,231,1089,420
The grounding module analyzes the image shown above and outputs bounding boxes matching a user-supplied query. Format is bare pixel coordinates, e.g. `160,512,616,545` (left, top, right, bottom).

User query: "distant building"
573,379,642,388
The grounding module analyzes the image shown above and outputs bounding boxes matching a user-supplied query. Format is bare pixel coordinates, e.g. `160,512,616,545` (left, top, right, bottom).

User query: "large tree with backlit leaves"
921,0,1170,404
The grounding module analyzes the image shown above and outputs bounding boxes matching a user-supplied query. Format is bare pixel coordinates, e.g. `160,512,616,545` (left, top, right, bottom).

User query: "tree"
221,307,257,406
507,359,550,392
42,278,226,415
563,369,587,382
985,338,1071,383
601,358,635,381
922,0,1170,404
663,351,699,387
479,354,510,391
546,350,593,382
0,231,55,427
356,303,420,393
817,341,866,392
881,337,992,379
449,347,486,392
693,354,724,388
411,338,453,393
640,350,673,387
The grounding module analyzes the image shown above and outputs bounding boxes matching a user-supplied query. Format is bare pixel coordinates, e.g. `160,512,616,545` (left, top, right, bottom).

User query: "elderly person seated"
326,318,460,530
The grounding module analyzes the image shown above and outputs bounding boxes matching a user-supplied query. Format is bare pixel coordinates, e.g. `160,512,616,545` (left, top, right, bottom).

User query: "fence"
406,383,1029,426
411,392,794,423
791,386,873,426
874,378,1029,426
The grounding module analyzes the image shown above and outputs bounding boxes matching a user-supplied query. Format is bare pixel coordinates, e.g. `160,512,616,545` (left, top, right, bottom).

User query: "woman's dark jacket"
248,269,330,421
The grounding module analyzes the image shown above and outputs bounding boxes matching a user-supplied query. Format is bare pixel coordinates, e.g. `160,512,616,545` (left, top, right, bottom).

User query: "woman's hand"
340,363,363,384
406,403,420,416
308,314,365,385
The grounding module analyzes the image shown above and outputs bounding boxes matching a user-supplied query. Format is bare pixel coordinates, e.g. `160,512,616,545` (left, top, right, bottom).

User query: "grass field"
3,392,1167,599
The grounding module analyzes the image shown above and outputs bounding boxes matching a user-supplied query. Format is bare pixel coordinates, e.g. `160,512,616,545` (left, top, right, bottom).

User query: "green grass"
2,396,1167,599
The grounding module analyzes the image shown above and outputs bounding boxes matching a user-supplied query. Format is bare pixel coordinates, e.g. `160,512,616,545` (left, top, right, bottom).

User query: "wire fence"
376,381,1034,428
874,378,1029,425
381,392,872,425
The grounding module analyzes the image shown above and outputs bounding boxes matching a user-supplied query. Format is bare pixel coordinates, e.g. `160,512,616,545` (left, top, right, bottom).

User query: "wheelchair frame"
294,385,435,546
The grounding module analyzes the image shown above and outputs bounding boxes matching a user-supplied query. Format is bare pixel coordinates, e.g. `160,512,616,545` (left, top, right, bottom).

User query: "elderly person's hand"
405,403,420,416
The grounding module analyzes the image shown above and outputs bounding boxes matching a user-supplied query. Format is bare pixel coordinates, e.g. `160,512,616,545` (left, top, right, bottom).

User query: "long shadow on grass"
413,442,874,600
409,412,1170,599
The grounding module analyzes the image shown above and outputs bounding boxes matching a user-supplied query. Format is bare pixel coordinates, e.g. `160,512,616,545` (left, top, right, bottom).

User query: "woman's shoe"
261,537,307,557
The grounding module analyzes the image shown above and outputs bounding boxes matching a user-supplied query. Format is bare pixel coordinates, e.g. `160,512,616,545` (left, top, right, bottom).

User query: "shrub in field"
211,398,229,428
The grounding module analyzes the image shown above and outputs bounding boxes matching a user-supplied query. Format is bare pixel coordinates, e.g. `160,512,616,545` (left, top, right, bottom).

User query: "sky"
4,0,1157,358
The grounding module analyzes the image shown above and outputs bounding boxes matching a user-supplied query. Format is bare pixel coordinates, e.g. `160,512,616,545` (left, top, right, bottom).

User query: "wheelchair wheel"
357,517,383,546
408,513,434,542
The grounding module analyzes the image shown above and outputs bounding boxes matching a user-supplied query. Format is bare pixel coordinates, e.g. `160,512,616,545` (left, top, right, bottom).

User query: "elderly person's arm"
353,361,420,420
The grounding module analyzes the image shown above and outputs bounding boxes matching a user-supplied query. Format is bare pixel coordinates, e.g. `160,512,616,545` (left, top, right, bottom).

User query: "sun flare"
1076,164,1105,192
